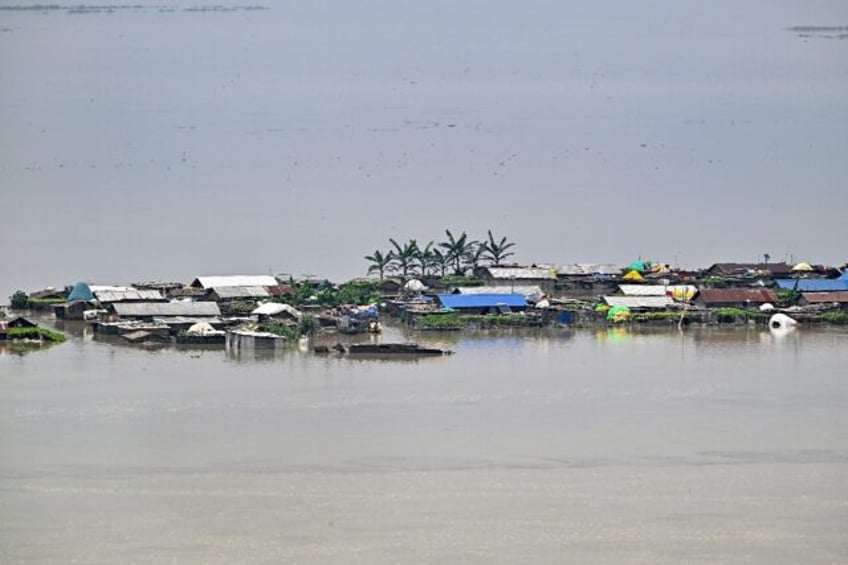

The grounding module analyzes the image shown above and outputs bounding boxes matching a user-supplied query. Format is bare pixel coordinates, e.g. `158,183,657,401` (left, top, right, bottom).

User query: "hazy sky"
1,1,846,297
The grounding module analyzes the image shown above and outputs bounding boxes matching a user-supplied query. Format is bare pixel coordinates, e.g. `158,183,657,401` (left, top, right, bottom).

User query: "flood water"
1,324,846,563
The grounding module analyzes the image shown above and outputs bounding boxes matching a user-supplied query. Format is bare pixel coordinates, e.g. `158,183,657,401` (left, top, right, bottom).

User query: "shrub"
298,315,318,335
260,323,299,341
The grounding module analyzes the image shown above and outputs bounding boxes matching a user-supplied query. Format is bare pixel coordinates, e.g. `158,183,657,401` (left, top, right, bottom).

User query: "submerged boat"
345,343,451,356
315,343,453,356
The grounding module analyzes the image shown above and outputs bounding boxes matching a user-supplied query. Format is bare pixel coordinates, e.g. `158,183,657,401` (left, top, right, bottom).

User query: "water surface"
1,325,846,563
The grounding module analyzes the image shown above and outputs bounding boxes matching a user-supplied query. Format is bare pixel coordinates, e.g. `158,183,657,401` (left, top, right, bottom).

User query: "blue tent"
67,281,93,302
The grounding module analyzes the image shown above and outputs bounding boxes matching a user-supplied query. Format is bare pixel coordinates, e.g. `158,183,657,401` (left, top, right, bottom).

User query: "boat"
346,343,451,356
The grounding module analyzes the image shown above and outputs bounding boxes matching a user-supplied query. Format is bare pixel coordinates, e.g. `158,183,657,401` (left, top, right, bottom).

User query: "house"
91,286,166,304
109,302,221,322
435,293,528,314
555,264,622,278
552,264,621,299
0,317,38,341
190,275,278,289
55,282,96,320
452,285,544,302
799,291,848,309
265,284,296,299
774,271,848,293
603,296,676,310
204,286,271,302
695,288,778,308
473,266,557,293
704,262,793,278
251,302,302,322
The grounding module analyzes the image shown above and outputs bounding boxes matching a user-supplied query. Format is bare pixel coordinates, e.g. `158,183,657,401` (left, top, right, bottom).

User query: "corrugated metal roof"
210,286,271,299
774,278,848,292
801,291,848,304
707,262,792,276
112,302,221,317
618,284,697,296
697,288,777,304
93,288,164,303
437,293,528,309
252,303,302,317
153,316,223,325
192,275,278,289
483,267,556,280
603,296,675,309
556,264,622,276
455,285,543,299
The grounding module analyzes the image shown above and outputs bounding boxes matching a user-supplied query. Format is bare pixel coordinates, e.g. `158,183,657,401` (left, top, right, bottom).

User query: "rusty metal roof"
697,288,778,304
801,291,848,304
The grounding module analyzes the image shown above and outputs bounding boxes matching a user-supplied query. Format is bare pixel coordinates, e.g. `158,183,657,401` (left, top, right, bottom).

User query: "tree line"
364,229,516,280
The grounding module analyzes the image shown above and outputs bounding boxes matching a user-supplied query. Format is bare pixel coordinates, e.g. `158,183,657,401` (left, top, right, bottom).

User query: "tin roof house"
190,275,279,289
695,288,778,308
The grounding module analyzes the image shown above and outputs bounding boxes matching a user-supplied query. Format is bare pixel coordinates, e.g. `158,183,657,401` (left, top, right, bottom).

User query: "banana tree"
482,229,516,266
364,249,394,280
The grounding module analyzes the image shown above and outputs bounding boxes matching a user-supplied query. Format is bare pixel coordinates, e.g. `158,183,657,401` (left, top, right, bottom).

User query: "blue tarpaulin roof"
436,293,527,309
67,281,93,302
775,278,848,292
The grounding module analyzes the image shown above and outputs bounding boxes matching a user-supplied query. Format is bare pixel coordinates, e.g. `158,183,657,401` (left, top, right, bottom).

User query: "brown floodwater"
1,322,846,563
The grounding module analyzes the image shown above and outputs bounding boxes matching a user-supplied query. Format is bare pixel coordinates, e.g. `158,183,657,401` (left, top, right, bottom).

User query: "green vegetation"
632,311,692,321
335,280,380,305
298,315,318,335
439,275,484,287
776,289,801,308
417,313,463,329
715,308,767,323
8,327,66,343
28,297,67,305
260,323,299,341
225,300,259,315
365,228,517,279
822,311,848,325
273,279,380,308
364,250,392,280
9,290,28,310
417,312,530,329
259,315,319,340
482,229,516,266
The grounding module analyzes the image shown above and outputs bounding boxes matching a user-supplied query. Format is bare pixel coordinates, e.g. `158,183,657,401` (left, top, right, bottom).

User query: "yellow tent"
670,286,697,301
792,262,813,272
622,269,644,281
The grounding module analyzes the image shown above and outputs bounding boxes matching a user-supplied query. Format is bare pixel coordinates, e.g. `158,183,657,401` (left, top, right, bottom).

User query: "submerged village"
2,231,848,352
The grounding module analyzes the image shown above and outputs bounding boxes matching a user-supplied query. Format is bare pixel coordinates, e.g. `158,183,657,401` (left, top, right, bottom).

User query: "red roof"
802,291,848,304
698,288,778,304
266,284,294,297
